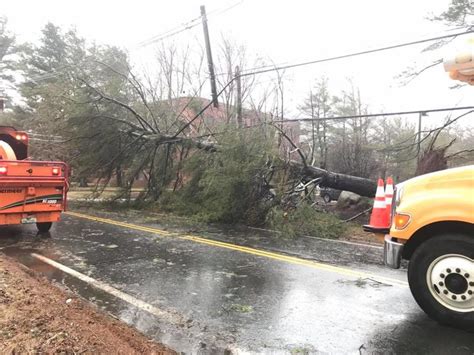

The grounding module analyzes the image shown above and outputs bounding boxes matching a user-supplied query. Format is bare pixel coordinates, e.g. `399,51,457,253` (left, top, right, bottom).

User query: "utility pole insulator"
200,5,219,108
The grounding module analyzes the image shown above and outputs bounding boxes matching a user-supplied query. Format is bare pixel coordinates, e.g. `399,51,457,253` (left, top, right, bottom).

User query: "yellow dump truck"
385,165,473,328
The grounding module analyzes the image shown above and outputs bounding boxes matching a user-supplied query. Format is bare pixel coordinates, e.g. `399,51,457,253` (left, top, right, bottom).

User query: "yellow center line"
65,211,408,287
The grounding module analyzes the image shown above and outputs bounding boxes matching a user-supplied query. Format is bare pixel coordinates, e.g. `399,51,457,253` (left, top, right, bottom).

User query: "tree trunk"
289,161,377,197
116,166,123,188
79,177,88,188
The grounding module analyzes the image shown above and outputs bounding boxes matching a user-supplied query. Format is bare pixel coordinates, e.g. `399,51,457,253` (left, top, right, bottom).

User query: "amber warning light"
394,213,411,230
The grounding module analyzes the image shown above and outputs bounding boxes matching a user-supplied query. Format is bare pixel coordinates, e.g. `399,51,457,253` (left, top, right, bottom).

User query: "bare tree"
328,82,375,178
299,77,333,167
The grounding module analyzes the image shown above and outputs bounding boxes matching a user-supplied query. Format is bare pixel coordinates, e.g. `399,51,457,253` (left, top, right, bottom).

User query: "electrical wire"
136,18,203,48
24,1,243,84
22,13,473,129
28,15,471,85
136,1,244,48
238,29,474,78
208,0,244,16
271,106,474,123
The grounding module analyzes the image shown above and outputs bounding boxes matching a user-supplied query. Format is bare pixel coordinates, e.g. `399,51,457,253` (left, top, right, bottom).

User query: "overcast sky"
2,0,473,128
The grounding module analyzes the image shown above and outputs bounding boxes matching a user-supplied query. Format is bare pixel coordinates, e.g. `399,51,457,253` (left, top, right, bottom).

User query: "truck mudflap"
384,235,404,269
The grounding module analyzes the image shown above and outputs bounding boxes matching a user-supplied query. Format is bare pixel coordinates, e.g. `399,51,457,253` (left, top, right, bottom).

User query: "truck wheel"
323,194,331,203
408,233,474,329
36,222,52,233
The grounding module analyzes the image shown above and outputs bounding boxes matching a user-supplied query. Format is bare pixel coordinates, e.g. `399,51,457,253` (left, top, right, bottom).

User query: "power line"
215,62,284,77
136,1,244,48
210,0,244,15
20,2,245,84
238,29,474,77
137,17,203,48
23,22,473,127
271,106,474,123
26,22,472,86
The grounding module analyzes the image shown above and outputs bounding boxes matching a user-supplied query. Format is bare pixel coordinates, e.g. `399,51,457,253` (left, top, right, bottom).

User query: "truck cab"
0,126,69,232
384,165,473,328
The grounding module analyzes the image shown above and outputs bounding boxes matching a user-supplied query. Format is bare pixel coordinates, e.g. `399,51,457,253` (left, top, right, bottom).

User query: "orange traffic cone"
385,177,394,223
363,178,390,233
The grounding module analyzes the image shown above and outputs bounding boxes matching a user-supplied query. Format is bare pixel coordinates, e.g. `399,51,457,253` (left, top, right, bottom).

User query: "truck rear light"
394,213,411,230
0,166,7,175
52,167,60,176
15,133,27,141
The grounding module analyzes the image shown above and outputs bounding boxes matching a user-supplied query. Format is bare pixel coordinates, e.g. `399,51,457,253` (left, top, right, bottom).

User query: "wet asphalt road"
1,213,473,354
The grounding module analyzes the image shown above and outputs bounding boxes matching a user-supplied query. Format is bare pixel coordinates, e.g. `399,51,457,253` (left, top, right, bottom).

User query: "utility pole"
235,66,242,127
200,5,219,108
417,111,427,163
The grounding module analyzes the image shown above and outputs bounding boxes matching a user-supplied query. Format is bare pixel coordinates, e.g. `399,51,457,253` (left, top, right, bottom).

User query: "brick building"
171,96,300,158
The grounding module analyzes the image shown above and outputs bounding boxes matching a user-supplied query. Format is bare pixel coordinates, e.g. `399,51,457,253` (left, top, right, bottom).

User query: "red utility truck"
0,126,68,232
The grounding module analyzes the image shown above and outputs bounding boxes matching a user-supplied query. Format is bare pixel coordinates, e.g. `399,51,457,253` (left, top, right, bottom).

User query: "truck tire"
36,222,52,233
408,233,474,330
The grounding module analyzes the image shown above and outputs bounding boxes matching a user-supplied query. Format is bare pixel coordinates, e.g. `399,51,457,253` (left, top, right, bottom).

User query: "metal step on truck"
0,126,69,233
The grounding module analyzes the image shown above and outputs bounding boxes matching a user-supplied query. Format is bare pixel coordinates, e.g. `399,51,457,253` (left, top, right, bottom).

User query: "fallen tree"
20,53,378,199
128,128,378,197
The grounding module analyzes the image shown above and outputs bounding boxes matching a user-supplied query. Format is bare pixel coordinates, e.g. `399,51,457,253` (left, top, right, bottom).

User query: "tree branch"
78,78,156,133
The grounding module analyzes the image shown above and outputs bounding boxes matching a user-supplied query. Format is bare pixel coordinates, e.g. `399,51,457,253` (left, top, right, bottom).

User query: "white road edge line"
31,253,182,324
247,226,384,250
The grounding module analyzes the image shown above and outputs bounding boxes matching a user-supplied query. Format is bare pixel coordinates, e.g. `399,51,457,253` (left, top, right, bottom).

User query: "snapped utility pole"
200,5,219,108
